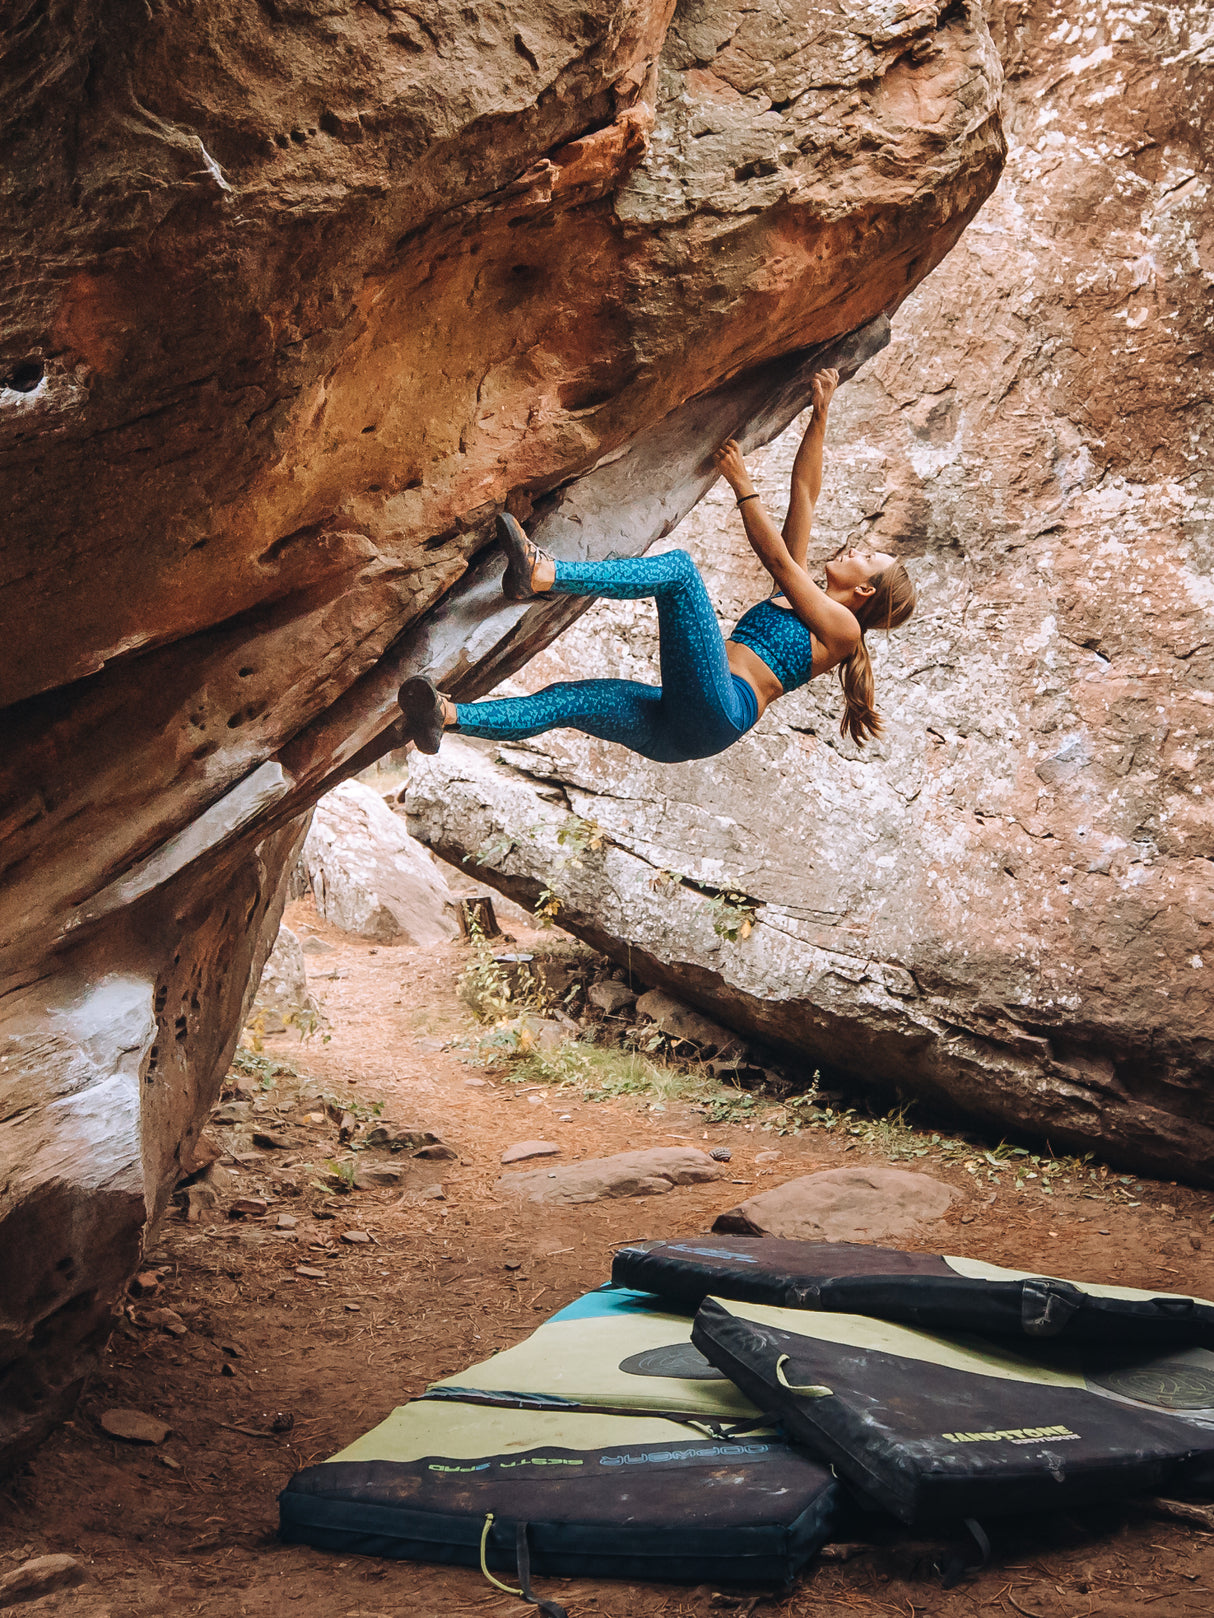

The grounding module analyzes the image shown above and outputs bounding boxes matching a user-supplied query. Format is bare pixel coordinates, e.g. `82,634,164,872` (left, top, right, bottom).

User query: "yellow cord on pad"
775,1354,833,1398
479,1513,525,1597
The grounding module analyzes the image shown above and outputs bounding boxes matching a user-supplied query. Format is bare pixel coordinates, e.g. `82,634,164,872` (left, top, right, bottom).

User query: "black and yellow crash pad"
614,1237,1214,1347
279,1287,839,1583
691,1293,1214,1526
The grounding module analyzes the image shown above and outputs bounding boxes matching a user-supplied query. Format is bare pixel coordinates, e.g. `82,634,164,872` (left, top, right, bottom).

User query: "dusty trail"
4,898,1214,1617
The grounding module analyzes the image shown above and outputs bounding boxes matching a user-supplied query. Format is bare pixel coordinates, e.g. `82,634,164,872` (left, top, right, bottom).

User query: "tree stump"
457,894,500,939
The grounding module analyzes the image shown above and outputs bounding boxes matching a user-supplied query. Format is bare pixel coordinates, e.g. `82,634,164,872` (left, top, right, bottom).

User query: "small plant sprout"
468,830,517,868
554,813,605,866
703,890,759,941
533,886,563,927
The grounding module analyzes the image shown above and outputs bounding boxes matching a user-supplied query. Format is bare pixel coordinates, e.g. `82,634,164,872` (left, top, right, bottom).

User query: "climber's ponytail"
838,636,881,745
837,559,915,746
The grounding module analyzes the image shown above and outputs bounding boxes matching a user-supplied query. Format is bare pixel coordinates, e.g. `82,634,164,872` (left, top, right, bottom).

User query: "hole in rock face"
560,383,614,413
734,157,779,182
274,133,290,149
4,360,44,392
290,129,306,144
361,423,376,433
56,1257,75,1275
237,665,254,678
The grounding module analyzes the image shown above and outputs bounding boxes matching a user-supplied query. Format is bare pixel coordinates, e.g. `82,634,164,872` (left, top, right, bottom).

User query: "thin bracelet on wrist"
737,493,760,506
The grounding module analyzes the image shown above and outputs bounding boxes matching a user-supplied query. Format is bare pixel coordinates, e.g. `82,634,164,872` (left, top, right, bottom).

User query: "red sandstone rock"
0,1,1002,1469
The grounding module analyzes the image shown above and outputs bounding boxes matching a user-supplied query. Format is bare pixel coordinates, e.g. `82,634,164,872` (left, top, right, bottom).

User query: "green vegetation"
229,1045,297,1088
702,889,758,941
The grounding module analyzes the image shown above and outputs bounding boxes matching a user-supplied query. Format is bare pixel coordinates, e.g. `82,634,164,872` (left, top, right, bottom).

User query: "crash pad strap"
516,1521,569,1618
478,1513,568,1618
775,1356,833,1399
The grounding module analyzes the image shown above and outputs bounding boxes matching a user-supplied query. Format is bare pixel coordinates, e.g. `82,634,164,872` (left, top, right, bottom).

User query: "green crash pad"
279,1286,840,1584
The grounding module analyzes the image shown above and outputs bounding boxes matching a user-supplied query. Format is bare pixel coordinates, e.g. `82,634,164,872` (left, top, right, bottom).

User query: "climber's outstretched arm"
714,427,859,662
782,367,837,567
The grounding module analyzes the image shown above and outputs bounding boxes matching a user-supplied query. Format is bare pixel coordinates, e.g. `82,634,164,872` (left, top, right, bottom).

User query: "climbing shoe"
397,675,447,755
497,512,552,600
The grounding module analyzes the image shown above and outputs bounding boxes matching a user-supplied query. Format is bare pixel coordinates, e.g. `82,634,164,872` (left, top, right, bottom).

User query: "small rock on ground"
99,1409,171,1444
500,1140,561,1165
634,989,743,1057
499,1146,722,1205
588,980,637,1015
0,1555,86,1609
713,1166,956,1242
142,1308,187,1337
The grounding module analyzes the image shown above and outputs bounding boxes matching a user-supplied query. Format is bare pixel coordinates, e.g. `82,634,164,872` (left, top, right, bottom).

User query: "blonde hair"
837,560,916,745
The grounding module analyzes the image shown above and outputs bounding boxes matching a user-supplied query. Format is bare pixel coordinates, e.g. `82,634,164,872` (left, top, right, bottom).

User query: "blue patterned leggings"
452,550,759,763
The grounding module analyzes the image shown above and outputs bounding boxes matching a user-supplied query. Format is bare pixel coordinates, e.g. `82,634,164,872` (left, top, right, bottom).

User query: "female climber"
397,368,915,761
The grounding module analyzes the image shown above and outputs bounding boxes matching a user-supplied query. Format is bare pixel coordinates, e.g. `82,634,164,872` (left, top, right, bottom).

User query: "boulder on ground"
98,1409,171,1445
713,1167,956,1243
250,926,318,1035
499,1146,722,1205
303,781,458,945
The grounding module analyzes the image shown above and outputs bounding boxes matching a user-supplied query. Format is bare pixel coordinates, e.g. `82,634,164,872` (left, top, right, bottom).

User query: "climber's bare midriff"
725,641,783,718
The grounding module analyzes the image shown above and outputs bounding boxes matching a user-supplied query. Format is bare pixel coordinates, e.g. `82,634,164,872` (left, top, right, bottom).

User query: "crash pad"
691,1293,1214,1526
279,1288,840,1584
614,1237,1214,1348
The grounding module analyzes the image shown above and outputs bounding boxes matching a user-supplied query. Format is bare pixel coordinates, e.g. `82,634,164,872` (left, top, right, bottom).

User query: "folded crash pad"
691,1293,1214,1526
614,1237,1214,1348
279,1288,840,1584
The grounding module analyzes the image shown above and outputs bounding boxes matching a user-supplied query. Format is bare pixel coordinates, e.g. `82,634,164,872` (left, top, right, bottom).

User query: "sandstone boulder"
713,1167,956,1242
588,981,637,1016
499,1146,722,1204
0,1555,86,1609
303,780,458,945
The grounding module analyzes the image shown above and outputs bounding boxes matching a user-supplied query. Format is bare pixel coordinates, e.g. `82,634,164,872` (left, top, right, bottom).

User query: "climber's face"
825,546,896,596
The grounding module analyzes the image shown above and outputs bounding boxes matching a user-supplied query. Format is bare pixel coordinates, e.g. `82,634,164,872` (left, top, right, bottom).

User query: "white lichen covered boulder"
303,781,458,945
250,926,319,1035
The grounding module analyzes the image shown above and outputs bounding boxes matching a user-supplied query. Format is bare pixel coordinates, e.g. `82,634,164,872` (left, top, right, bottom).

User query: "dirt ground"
5,894,1214,1618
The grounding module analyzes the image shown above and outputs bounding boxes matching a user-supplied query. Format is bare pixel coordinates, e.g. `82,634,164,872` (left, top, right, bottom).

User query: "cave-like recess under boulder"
0,0,1006,1469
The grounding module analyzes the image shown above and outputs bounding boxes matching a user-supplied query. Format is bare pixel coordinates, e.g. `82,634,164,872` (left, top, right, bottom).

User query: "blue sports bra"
729,596,814,693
